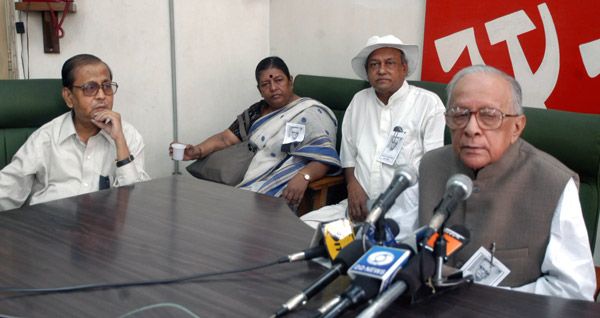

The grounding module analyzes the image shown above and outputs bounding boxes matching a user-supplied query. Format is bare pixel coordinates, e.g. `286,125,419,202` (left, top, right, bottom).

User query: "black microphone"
271,240,365,318
364,166,417,226
279,245,327,263
357,224,471,317
319,244,413,318
423,224,471,257
279,219,355,263
272,220,401,317
422,174,473,242
355,250,436,318
318,219,435,317
364,218,400,248
321,275,381,318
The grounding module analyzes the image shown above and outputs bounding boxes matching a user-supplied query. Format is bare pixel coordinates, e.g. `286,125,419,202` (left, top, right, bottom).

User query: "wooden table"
0,176,325,317
0,176,598,317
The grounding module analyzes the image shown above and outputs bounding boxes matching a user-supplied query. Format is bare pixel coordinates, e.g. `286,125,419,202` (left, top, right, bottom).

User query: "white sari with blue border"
238,97,341,196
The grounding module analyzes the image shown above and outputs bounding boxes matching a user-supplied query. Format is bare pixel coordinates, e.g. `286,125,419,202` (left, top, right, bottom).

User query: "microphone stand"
430,222,472,289
375,218,386,245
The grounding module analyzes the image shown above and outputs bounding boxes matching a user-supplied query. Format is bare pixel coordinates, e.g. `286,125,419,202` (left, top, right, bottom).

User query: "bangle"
116,154,134,167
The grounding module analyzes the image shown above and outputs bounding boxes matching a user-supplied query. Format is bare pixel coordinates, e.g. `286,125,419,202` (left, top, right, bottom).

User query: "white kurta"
509,178,596,300
301,81,446,240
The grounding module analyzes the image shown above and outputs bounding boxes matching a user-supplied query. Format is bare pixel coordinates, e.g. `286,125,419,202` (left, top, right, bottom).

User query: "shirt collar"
374,80,410,107
58,111,112,144
58,111,77,144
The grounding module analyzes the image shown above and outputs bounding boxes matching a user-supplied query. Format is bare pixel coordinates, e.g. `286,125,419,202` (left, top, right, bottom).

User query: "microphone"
364,166,417,226
280,218,355,263
422,174,473,242
355,250,436,318
364,218,400,248
280,245,327,263
322,218,356,260
271,220,400,317
271,240,365,318
321,276,381,318
319,245,412,318
423,224,470,258
357,224,471,317
355,280,407,318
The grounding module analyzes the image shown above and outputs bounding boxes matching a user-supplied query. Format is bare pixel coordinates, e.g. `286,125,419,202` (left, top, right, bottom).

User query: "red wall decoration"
422,1,600,114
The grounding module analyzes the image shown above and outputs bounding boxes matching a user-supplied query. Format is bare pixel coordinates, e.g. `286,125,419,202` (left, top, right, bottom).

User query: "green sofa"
0,79,68,168
294,74,600,251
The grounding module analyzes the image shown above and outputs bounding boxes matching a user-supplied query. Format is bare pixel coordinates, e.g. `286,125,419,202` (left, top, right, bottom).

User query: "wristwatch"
298,172,311,182
116,154,135,167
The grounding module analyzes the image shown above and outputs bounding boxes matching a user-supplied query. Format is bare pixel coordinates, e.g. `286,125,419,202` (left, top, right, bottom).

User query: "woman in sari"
171,56,340,206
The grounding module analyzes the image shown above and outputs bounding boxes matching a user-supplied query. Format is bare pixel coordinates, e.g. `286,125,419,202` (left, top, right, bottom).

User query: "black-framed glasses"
445,106,521,130
72,82,118,97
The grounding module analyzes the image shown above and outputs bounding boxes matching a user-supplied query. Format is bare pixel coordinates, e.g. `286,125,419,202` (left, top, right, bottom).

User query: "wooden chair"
595,266,600,301
297,175,345,216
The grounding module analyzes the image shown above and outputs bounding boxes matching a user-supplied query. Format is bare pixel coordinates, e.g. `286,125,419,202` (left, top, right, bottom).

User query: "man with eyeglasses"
301,35,445,240
0,54,150,211
416,65,594,300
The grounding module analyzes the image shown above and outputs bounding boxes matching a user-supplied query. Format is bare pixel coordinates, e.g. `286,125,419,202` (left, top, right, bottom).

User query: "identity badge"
460,246,510,286
283,122,306,144
378,126,406,165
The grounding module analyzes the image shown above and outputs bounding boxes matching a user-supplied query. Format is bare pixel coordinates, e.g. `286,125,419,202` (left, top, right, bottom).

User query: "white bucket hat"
351,35,419,81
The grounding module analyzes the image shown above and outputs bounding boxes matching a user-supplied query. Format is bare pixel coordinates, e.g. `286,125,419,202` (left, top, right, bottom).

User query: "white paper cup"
171,143,186,161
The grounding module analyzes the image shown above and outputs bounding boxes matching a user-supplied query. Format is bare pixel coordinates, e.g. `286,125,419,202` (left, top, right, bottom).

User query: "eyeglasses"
445,106,521,130
72,82,118,97
367,60,400,71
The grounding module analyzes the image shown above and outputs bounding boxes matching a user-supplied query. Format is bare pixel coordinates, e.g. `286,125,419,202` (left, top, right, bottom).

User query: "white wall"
270,0,427,80
15,0,269,179
174,0,269,150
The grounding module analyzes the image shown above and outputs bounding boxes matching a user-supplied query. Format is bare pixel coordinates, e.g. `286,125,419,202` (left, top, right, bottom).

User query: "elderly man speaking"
418,65,595,300
302,35,446,239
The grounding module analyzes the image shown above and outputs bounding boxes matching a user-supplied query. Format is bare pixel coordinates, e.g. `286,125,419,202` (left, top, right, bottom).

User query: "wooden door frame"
0,0,19,79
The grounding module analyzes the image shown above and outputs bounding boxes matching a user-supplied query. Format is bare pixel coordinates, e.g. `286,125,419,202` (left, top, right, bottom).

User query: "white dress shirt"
0,112,150,211
301,81,446,239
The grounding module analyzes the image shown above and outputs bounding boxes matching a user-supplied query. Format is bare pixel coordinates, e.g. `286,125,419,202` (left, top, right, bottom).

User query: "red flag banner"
422,1,600,114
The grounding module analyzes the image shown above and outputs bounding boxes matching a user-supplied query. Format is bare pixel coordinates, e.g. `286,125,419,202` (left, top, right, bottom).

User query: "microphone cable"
0,257,286,300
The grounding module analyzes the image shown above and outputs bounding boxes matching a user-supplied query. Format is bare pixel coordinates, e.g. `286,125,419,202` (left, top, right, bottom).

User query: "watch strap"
298,172,311,182
116,154,135,168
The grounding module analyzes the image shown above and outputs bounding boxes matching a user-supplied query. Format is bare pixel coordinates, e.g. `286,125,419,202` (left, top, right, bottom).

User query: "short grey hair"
446,65,523,114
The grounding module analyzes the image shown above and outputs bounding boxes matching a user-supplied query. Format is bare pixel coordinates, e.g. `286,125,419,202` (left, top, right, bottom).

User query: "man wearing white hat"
301,35,445,238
